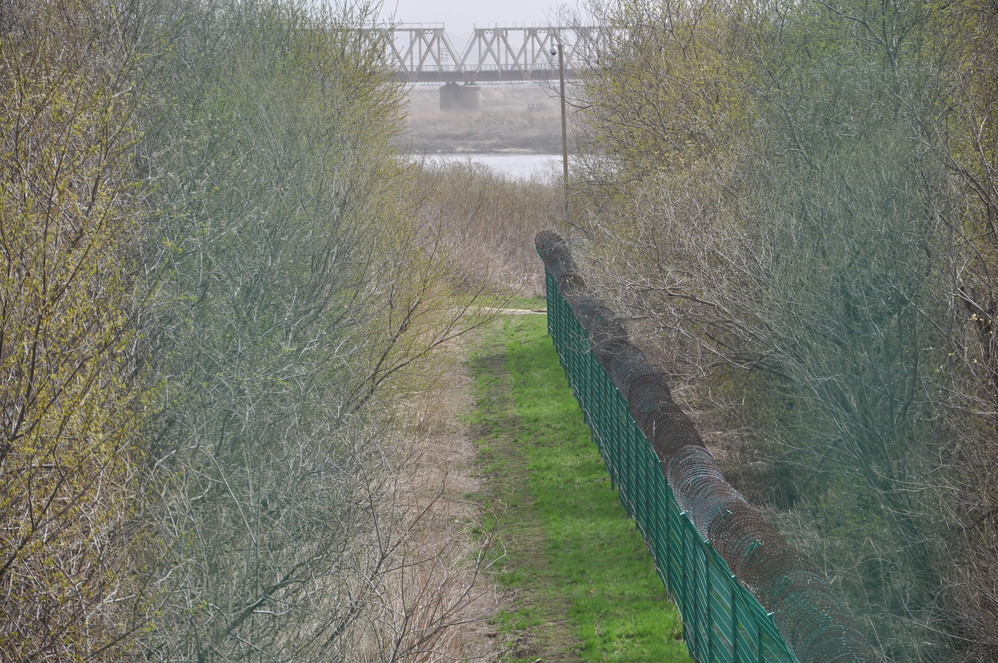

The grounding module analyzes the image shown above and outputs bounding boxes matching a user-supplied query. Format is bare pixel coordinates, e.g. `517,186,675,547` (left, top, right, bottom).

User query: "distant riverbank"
397,84,572,155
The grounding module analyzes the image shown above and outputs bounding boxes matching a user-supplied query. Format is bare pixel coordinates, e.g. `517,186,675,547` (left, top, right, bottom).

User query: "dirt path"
400,315,584,662
401,312,690,663
471,335,584,663
493,308,547,315
392,337,504,661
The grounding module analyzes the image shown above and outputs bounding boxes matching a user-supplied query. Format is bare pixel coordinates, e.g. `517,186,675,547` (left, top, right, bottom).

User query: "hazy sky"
376,0,580,34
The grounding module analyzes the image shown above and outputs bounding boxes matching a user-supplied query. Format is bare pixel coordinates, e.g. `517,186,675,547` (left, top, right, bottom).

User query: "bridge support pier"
439,82,481,112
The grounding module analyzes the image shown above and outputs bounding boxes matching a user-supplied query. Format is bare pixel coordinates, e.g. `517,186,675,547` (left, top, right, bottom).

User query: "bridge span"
365,25,603,83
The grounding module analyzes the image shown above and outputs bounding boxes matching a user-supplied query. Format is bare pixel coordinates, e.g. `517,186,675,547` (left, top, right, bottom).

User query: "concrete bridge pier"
440,82,481,111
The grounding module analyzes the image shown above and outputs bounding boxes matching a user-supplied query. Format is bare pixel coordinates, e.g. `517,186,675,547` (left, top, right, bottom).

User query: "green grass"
470,314,692,663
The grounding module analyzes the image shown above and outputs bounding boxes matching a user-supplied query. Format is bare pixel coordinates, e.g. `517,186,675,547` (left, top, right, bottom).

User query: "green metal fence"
537,229,879,663
545,268,799,663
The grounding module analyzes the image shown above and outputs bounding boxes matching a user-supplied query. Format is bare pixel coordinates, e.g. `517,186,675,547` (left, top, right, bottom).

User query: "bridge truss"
364,25,605,83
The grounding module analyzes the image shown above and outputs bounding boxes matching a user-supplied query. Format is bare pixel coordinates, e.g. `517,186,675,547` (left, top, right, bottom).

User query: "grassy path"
469,311,692,663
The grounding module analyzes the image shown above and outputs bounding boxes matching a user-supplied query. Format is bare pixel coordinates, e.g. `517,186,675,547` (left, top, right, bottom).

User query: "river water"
423,153,563,182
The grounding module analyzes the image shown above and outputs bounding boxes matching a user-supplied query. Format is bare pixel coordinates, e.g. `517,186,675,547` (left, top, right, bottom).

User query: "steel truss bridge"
364,25,604,83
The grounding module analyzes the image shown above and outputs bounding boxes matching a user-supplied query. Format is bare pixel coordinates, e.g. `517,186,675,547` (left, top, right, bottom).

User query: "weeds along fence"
535,231,879,663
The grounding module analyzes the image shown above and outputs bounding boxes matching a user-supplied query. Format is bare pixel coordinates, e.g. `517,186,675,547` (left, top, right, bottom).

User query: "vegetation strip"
470,312,692,663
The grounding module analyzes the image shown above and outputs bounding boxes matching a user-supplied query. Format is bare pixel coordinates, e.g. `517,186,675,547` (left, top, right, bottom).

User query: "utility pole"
552,40,569,221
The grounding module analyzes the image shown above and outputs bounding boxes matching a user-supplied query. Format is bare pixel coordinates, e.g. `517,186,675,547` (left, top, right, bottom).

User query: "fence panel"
544,274,797,663
537,230,879,663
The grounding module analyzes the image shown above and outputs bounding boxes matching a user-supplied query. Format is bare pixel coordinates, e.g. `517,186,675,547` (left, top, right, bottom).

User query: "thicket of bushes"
569,1,996,661
0,1,494,660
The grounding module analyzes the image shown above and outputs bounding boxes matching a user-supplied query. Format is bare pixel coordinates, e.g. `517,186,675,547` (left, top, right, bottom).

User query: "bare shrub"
413,161,562,298
132,1,496,660
0,2,147,659
923,4,998,658
568,0,994,660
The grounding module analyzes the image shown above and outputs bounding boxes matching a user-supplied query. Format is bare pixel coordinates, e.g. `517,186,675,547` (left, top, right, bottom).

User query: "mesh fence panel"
535,231,880,663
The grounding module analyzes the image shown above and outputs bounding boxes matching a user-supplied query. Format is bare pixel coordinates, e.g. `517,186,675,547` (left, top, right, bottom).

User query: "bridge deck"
370,26,600,84
393,68,581,84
